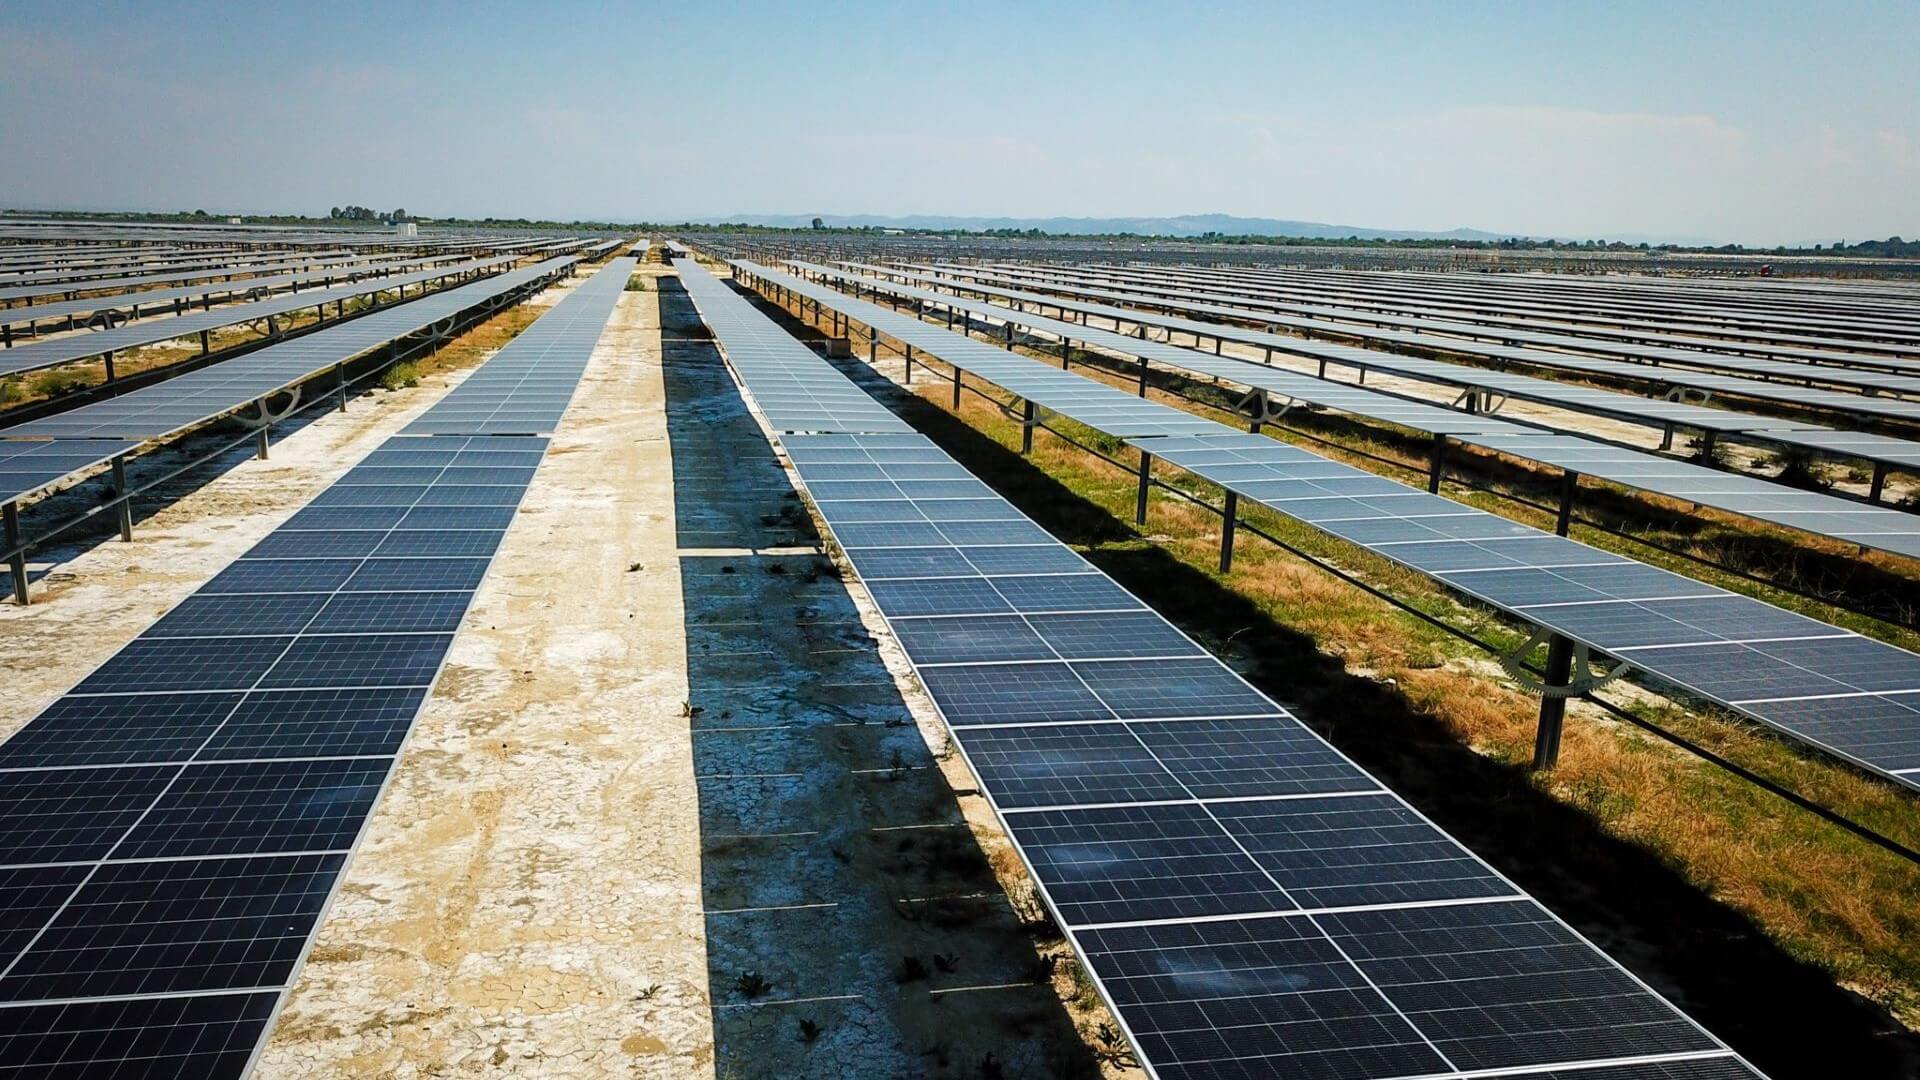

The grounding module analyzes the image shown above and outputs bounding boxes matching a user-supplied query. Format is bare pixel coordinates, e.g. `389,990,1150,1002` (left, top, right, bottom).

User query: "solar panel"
1,258,577,441
401,258,634,435
674,263,916,434
738,260,1920,793
921,262,1920,428
850,261,1842,444
0,252,472,333
674,258,1763,1080
0,439,143,507
798,262,1920,561
0,252,395,304
974,261,1920,392
1016,260,1919,378
0,257,629,1068
0,255,520,379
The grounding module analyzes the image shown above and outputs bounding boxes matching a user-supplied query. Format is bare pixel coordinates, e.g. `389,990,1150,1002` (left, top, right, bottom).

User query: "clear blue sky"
3,0,1915,243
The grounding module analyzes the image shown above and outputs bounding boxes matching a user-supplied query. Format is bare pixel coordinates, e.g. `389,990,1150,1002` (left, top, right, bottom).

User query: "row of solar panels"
0,256,519,379
0,251,269,288
890,262,1920,476
1008,260,1920,379
1205,262,1920,343
0,251,405,306
0,257,582,507
0,249,355,288
1076,261,1920,364
675,256,1765,1080
0,259,633,1075
0,251,480,337
795,262,1920,560
0,237,577,306
738,259,1920,794
928,263,1920,428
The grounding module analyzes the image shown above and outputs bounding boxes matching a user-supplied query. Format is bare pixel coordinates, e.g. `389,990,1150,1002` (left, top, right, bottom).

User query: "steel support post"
1060,338,1071,370
111,456,133,541
1219,491,1238,572
1021,399,1037,455
1532,634,1575,770
1427,437,1448,494
103,350,115,382
951,366,962,410
5,502,28,606
1870,462,1890,504
1555,471,1580,536
255,426,270,460
1135,451,1153,525
1137,356,1149,397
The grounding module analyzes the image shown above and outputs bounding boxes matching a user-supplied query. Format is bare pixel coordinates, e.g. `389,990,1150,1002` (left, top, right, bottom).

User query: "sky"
2,0,1915,245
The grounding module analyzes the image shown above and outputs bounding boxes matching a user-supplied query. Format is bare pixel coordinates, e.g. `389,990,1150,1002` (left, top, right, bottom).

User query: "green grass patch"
380,361,422,390
28,368,92,398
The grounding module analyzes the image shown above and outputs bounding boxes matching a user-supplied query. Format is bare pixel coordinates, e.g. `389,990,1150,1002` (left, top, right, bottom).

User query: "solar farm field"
2,218,1919,1080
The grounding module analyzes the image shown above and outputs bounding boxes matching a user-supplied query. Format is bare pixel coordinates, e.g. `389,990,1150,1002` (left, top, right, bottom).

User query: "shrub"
29,368,91,398
381,362,421,391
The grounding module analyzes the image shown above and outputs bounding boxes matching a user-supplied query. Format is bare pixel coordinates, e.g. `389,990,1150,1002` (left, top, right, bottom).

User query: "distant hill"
710,212,1511,242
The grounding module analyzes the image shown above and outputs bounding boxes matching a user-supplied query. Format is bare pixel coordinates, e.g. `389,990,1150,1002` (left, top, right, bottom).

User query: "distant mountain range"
711,212,1513,241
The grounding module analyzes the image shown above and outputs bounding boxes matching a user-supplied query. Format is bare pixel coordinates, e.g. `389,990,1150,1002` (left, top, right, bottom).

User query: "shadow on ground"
728,278,1920,1080
659,278,1105,1080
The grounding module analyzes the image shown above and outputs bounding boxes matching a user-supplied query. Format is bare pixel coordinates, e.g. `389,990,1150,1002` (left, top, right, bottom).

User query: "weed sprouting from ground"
733,970,771,999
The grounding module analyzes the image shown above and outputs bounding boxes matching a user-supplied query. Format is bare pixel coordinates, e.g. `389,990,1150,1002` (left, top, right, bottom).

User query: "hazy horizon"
3,0,1915,246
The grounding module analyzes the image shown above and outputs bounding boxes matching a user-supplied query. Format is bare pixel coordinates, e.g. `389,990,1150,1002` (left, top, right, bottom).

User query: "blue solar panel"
677,259,1762,1080
752,252,1919,795
0,251,626,1065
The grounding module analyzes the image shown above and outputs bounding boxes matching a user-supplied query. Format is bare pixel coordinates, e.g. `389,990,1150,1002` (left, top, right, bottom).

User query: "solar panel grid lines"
0,254,523,380
1136,262,1920,353
0,252,481,333
923,262,1920,428
0,250,357,290
672,259,914,434
0,439,143,509
0,252,410,304
0,255,627,1072
790,262,1920,564
734,259,1920,794
0,255,581,443
401,256,637,435
848,261,1844,439
996,258,1920,347
676,259,1764,1080
1045,261,1920,373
